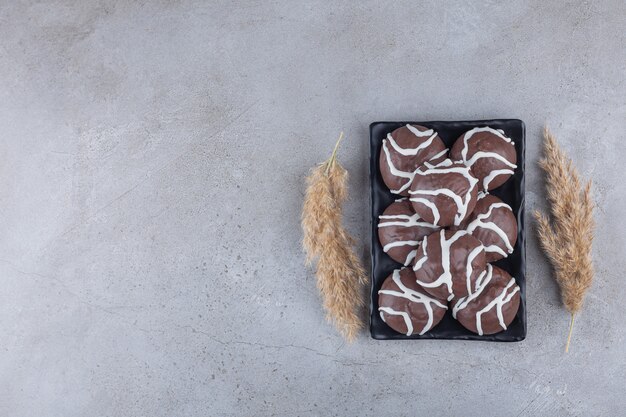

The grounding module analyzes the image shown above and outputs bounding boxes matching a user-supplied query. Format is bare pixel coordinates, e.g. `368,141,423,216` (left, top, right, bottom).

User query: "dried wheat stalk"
534,127,595,352
302,133,367,342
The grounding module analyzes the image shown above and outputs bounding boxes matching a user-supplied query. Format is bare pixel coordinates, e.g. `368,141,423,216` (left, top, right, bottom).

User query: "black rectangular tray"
369,119,526,341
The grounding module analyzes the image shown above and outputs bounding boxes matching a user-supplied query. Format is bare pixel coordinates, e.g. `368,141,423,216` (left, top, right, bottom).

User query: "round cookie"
408,158,479,227
412,229,487,301
463,193,517,262
378,268,448,336
377,199,440,266
452,264,521,335
450,126,517,191
379,124,448,196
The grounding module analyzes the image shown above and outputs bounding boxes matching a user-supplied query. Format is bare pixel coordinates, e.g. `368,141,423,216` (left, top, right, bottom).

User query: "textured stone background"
1,1,624,416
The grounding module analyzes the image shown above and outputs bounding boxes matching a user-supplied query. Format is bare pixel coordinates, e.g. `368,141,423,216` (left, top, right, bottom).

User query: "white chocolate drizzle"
465,246,484,296
409,159,479,226
465,151,517,169
378,213,439,229
413,229,468,301
413,236,428,271
381,125,446,194
378,269,447,335
387,125,438,156
382,240,420,265
378,307,412,333
426,148,448,164
452,265,520,335
381,140,415,194
408,198,441,225
406,124,436,137
466,199,515,256
475,278,520,335
461,128,514,160
452,265,493,319
459,126,517,190
378,210,439,265
482,169,515,190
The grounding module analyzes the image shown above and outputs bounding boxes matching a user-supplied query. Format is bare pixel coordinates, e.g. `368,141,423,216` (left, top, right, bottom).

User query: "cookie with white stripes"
377,199,440,266
408,158,479,227
452,264,521,335
412,229,486,301
379,124,447,196
450,126,517,191
459,193,518,262
378,268,447,336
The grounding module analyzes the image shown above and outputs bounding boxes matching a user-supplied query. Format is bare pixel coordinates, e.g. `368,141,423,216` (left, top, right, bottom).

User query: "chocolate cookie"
452,264,521,335
408,159,479,227
450,127,517,191
378,268,448,336
412,229,486,301
378,199,440,266
379,124,448,196
462,193,517,262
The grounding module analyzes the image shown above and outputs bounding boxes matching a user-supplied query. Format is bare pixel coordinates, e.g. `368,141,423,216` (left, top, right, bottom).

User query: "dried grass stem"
534,127,595,353
302,133,366,342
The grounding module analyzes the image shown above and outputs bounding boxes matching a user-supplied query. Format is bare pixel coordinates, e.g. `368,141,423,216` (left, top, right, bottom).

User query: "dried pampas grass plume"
302,133,366,342
534,127,595,353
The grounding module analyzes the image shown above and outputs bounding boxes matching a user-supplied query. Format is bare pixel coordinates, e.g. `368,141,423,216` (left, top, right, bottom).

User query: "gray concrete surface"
0,1,624,416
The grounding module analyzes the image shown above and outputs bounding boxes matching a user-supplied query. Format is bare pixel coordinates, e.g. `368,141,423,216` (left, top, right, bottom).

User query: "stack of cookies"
377,124,521,336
